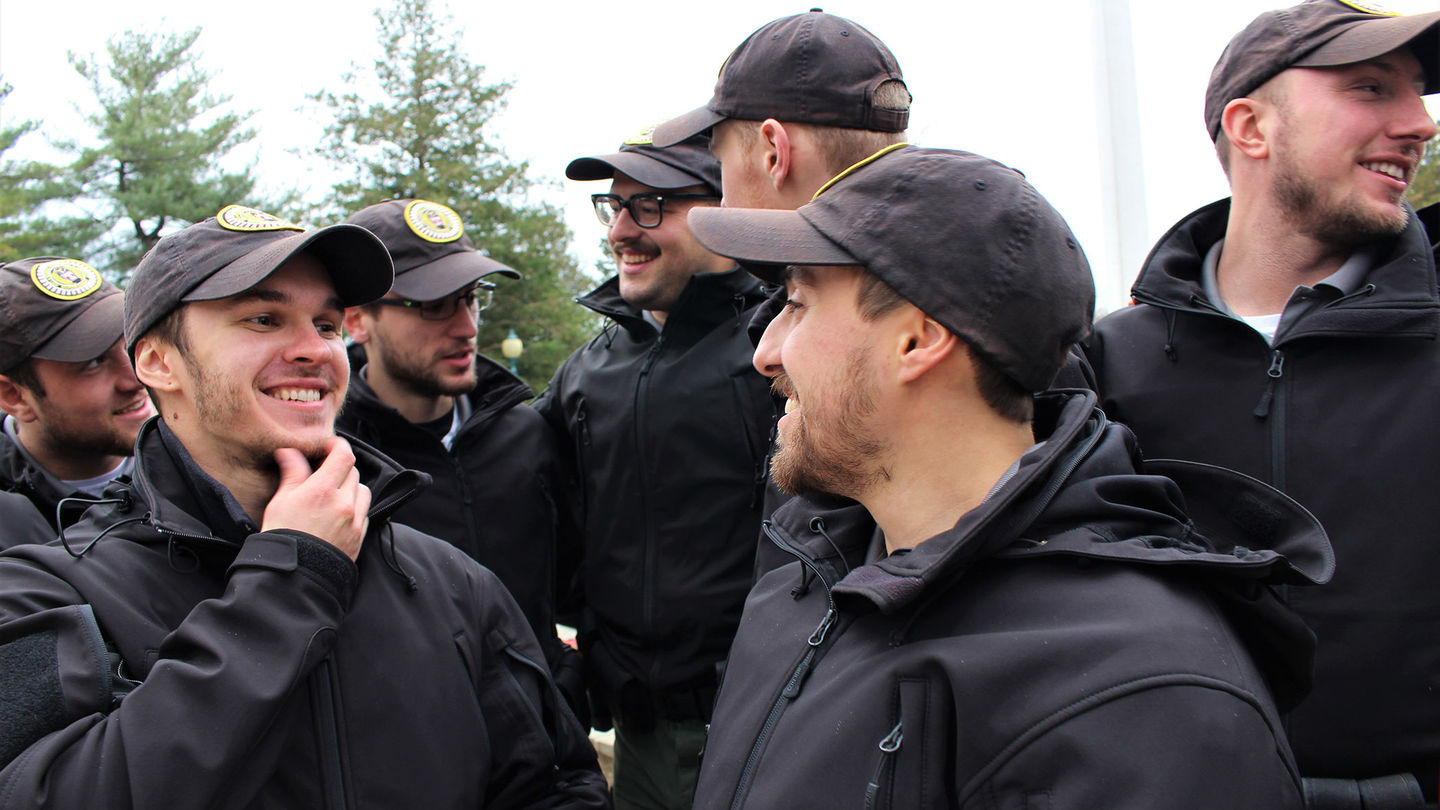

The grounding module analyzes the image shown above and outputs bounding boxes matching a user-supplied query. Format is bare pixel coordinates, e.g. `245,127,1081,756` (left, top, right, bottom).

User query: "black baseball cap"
651,9,909,148
688,146,1095,392
125,205,394,353
1206,0,1440,140
345,199,520,302
566,126,722,196
0,257,123,371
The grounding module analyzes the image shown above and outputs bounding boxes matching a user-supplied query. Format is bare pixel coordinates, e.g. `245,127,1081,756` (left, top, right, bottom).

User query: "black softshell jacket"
694,391,1332,810
0,419,609,809
0,430,94,534
338,350,576,676
1086,200,1440,794
532,268,778,697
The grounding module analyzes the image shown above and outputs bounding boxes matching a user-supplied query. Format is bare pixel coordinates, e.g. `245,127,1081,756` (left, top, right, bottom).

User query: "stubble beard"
768,353,887,499
372,338,477,400
188,361,335,471
1271,137,1409,250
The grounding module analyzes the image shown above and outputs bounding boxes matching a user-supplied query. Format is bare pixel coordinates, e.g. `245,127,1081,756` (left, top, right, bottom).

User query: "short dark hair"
856,268,1032,424
2,359,45,398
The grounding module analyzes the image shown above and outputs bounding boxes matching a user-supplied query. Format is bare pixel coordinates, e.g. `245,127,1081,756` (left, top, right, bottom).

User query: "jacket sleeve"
466,565,610,810
963,682,1303,810
0,491,58,550
0,530,357,809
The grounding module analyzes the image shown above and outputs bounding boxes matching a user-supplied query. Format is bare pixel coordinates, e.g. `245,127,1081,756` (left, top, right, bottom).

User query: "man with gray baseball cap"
535,128,778,810
338,198,587,720
685,146,1330,808
0,257,154,536
1086,2,1440,804
653,9,911,211
0,205,608,807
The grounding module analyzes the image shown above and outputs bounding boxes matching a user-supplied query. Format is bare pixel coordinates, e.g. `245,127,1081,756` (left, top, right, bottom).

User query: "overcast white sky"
2,0,1438,310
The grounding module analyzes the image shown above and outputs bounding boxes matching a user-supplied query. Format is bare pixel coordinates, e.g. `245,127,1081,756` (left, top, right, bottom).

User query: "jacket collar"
127,417,427,546
577,266,764,344
1130,198,1440,339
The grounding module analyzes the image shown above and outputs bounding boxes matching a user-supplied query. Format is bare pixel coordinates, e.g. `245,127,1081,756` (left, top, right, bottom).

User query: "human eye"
419,299,449,318
635,195,663,217
316,319,341,337
246,313,278,328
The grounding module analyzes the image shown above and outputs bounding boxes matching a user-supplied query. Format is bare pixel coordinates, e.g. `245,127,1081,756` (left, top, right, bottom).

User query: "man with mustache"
0,206,608,808
337,198,585,718
1085,2,1440,803
535,129,777,810
0,257,155,535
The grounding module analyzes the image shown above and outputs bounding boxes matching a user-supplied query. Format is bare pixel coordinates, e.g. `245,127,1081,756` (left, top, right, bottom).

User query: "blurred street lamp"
501,327,523,374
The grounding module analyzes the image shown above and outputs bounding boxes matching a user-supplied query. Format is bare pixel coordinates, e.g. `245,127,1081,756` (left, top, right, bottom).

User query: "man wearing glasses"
535,130,779,810
338,198,586,719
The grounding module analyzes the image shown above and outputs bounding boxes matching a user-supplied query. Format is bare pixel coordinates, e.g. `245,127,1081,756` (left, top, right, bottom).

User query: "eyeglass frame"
590,192,720,229
369,282,495,322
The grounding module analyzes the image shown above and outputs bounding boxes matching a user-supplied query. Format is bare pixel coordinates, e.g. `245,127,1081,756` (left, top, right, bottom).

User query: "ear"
1222,97,1271,161
133,335,184,395
894,312,960,384
0,374,39,422
758,119,792,191
343,306,372,344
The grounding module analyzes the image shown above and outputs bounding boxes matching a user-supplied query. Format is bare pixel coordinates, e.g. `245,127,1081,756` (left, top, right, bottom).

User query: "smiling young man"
0,257,155,534
684,145,1329,810
0,206,607,808
536,129,778,810
1084,1,1440,804
338,198,584,719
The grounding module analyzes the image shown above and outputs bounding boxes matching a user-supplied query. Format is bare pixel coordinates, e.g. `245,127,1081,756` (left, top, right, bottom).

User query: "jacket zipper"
310,658,347,810
636,335,664,682
1252,349,1287,489
729,523,839,810
863,722,905,810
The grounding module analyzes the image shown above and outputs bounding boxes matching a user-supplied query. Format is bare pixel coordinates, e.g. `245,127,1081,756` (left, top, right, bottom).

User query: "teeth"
785,398,799,414
1363,162,1406,182
273,388,321,403
621,252,657,264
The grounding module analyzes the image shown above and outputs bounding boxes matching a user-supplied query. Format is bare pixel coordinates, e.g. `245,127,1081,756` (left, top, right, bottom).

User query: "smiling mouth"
1362,161,1408,183
269,388,323,403
114,398,151,416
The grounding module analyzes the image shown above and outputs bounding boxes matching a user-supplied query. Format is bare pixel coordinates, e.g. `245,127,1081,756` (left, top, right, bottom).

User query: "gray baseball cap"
652,9,908,148
567,126,722,195
688,146,1094,391
1205,0,1440,140
125,205,393,353
345,199,520,302
0,257,123,371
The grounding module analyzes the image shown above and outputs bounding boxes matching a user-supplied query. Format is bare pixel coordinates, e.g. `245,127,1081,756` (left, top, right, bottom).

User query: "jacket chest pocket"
865,676,946,809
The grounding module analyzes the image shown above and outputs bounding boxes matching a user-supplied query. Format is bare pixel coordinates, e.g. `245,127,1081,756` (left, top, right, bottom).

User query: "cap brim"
1295,12,1440,90
566,152,708,191
186,223,394,307
688,207,858,284
652,106,726,148
390,250,521,301
31,290,124,362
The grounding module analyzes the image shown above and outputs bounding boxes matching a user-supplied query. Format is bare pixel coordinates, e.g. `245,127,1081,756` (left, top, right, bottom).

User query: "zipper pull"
1253,349,1285,418
808,608,837,646
864,722,905,810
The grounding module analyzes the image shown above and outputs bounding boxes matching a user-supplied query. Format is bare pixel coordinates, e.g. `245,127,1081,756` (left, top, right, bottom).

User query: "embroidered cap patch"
30,258,103,301
216,204,304,233
403,200,465,244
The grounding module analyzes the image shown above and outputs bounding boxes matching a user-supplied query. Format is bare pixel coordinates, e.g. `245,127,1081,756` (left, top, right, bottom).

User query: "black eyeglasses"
371,284,494,321
591,192,719,229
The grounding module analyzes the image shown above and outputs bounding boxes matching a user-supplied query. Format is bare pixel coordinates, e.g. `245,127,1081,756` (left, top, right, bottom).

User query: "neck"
1218,190,1350,316
13,424,124,481
861,398,1034,555
646,309,668,326
366,366,455,424
160,413,277,522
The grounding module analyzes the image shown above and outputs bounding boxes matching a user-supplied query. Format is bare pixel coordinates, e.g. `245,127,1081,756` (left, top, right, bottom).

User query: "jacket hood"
770,390,1332,615
577,267,765,343
1131,199,1440,340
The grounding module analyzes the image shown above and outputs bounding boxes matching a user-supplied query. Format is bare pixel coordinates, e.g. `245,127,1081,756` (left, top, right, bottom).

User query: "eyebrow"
783,265,817,286
224,287,345,313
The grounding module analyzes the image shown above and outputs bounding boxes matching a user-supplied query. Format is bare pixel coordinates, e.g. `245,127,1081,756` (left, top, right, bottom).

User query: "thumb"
273,447,312,491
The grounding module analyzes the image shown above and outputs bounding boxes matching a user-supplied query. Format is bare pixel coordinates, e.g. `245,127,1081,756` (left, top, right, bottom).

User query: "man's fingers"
309,437,358,489
273,447,312,490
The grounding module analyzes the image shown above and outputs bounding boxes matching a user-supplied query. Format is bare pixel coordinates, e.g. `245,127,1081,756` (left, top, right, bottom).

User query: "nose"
607,205,644,245
752,307,788,378
1392,86,1438,143
105,343,144,392
447,301,479,339
285,322,336,365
